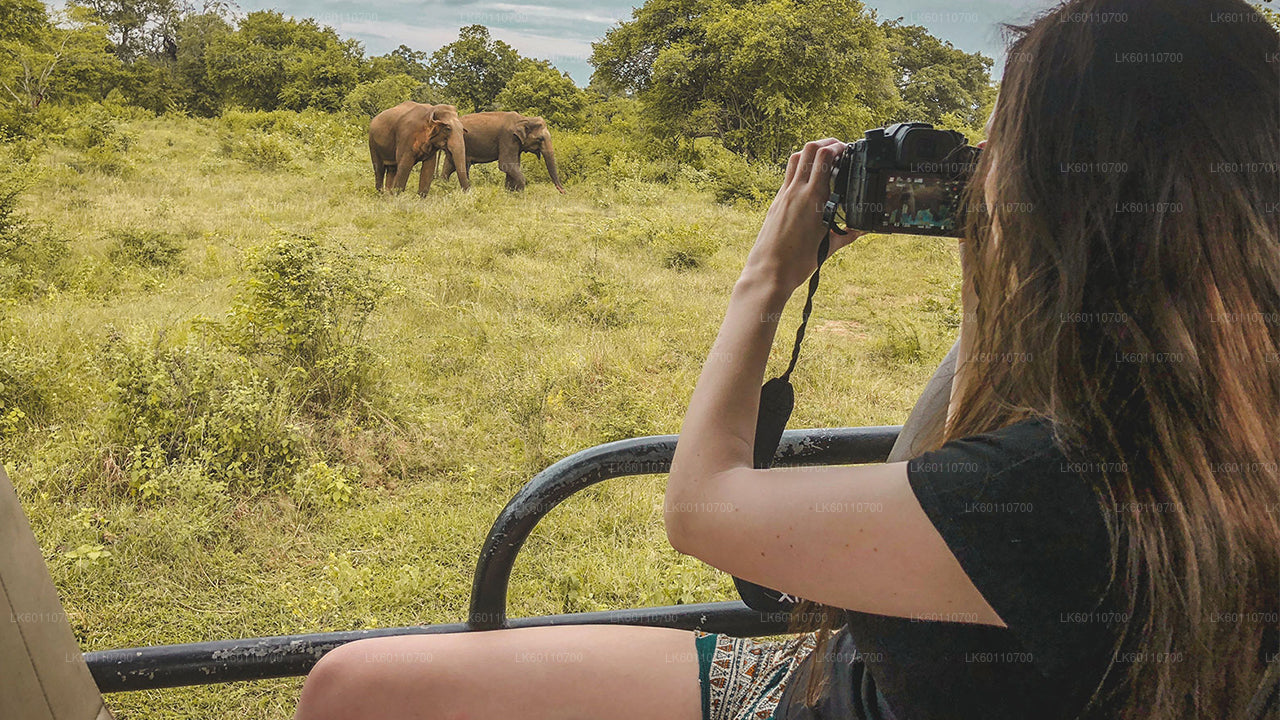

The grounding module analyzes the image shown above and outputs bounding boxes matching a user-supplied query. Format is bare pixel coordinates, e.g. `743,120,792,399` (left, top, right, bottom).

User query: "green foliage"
218,129,297,169
495,60,587,129
591,0,995,160
72,0,182,62
697,140,784,205
0,5,122,113
63,103,135,175
224,232,391,416
107,228,182,269
363,45,430,84
656,221,718,270
882,20,996,133
342,74,418,119
289,460,356,510
216,108,359,164
591,0,898,160
0,0,49,45
0,159,68,298
205,11,363,112
104,334,305,494
0,339,56,437
170,12,233,116
428,25,522,113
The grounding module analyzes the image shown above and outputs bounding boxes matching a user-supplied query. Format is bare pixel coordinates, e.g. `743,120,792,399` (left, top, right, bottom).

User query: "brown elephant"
368,101,470,196
440,111,564,193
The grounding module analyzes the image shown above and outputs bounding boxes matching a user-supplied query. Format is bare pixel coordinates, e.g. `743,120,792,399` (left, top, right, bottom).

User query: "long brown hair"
786,0,1280,717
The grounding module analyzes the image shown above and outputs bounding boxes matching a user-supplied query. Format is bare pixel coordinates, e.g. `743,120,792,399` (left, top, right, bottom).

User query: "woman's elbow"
663,483,699,556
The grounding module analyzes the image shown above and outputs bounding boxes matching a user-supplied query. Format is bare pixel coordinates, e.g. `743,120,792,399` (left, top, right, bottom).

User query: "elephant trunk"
542,143,564,194
448,132,471,191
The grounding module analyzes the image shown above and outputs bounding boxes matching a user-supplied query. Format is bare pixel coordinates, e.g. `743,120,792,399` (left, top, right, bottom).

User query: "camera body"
824,122,981,238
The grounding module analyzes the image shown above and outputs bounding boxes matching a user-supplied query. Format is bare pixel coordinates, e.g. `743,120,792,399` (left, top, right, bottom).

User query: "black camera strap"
734,226,843,613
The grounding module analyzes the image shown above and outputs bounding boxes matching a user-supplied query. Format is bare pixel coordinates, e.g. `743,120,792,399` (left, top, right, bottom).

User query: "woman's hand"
741,138,866,293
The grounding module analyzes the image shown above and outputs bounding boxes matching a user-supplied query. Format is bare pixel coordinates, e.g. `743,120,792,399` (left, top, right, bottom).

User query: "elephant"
368,101,470,196
440,111,564,193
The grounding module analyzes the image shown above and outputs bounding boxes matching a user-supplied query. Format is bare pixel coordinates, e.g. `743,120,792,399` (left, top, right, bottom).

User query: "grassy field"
2,107,963,718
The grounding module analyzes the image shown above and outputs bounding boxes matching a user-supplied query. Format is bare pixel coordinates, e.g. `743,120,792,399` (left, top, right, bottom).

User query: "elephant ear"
513,118,532,144
412,108,447,156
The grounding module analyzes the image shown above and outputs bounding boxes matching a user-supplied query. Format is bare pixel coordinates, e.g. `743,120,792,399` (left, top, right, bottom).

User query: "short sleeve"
906,417,1113,680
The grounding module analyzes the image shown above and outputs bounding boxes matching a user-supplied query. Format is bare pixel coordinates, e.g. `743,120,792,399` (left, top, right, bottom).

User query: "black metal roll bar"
84,426,902,693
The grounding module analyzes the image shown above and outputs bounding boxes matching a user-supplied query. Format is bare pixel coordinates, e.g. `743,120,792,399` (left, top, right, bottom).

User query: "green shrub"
0,170,69,299
698,143,783,206
289,460,356,510
342,75,418,119
219,130,297,169
107,229,184,269
0,341,55,438
655,222,718,270
224,232,391,416
218,109,361,161
64,105,135,153
104,334,305,494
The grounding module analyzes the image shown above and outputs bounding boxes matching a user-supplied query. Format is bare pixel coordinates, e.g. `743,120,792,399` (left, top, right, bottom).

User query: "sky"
234,0,1060,85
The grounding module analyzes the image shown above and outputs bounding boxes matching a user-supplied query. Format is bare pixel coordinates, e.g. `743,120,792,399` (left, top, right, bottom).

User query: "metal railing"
84,425,902,692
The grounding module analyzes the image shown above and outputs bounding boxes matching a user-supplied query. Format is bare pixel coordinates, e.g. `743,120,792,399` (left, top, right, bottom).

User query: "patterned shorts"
694,630,820,720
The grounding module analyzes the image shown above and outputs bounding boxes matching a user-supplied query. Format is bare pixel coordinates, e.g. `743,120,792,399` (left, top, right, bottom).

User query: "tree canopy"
590,0,994,159
0,0,999,161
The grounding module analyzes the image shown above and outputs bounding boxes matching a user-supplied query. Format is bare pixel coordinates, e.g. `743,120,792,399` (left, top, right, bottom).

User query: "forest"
0,0,1003,717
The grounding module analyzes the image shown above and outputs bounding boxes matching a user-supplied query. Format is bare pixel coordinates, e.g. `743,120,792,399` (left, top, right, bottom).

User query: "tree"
206,11,363,112
881,20,995,130
364,44,430,84
72,0,181,62
495,60,586,128
428,25,521,112
172,11,231,115
342,74,418,118
0,0,49,46
590,0,898,160
0,5,120,110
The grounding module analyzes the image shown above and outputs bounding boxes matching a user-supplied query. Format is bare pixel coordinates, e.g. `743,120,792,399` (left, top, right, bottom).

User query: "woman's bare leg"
293,624,702,720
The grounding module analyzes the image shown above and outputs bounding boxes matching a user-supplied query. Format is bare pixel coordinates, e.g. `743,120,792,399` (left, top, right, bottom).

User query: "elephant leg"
391,153,415,194
418,152,438,197
499,161,526,192
371,148,387,193
440,152,455,181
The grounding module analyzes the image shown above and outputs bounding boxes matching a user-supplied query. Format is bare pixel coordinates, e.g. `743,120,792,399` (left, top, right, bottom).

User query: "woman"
293,0,1279,718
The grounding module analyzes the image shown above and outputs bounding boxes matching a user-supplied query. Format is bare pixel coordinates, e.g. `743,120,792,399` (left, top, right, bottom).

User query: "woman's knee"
295,639,396,720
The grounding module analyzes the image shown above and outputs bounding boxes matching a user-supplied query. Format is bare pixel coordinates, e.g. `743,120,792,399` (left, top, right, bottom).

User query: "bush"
64,104,135,153
224,232,391,416
289,460,356,510
698,142,783,206
218,129,297,169
0,340,56,438
107,229,183,269
656,222,718,270
104,334,305,494
0,167,69,299
342,75,418,119
218,109,360,164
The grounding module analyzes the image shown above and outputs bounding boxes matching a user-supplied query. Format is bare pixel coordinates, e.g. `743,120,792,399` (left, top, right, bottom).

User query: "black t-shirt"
816,417,1120,720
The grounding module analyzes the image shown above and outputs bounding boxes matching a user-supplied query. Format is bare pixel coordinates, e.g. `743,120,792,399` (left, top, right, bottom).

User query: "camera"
823,122,982,238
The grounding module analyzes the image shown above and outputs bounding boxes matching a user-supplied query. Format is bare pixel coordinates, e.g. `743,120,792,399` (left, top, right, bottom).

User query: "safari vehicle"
4,415,1278,719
